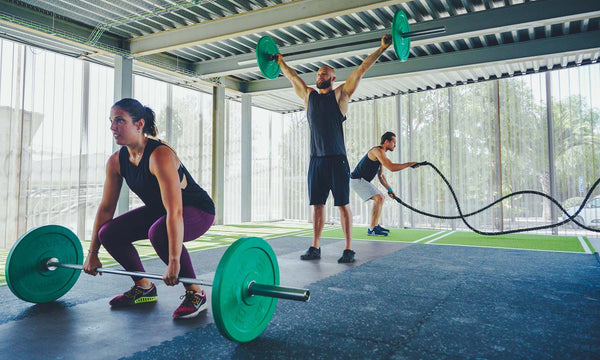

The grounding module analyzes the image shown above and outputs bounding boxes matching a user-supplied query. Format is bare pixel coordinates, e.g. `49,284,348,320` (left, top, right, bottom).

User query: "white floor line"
428,242,593,254
578,236,592,254
426,230,456,244
412,230,447,243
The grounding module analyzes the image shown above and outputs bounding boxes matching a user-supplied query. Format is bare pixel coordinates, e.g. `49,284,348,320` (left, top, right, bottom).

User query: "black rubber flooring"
1,236,598,359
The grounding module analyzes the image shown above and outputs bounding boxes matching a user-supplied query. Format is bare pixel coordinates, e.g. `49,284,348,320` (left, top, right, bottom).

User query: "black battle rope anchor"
393,161,600,236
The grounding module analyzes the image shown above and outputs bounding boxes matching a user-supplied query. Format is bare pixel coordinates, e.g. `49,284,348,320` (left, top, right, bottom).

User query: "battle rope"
393,161,600,236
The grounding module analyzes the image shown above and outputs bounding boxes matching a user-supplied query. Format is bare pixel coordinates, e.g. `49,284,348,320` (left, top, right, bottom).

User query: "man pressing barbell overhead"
350,131,419,236
82,98,215,319
276,35,392,263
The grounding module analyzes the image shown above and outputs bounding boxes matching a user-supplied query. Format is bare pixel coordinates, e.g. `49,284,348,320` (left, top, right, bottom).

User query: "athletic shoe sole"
110,295,158,307
134,296,158,304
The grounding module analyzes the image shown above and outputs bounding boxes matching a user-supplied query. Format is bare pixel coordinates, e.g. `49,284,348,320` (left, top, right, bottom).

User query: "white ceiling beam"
129,0,409,56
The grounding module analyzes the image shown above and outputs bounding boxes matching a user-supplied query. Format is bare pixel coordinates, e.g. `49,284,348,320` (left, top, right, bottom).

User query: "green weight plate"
212,237,279,343
6,225,83,303
256,36,281,79
392,10,411,62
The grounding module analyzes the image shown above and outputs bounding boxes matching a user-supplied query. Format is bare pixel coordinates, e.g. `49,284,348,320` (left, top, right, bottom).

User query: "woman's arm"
83,152,123,275
150,145,185,286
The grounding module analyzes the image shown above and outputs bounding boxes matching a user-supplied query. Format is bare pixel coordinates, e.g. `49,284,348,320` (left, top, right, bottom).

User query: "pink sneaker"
173,289,207,319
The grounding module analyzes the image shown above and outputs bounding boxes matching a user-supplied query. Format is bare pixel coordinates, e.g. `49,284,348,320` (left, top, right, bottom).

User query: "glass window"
171,85,212,195
23,49,84,234
0,40,25,248
2,33,600,248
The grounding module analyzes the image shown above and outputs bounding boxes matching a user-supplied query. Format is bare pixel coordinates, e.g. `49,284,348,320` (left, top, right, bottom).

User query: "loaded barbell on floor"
5,225,310,343
249,10,446,79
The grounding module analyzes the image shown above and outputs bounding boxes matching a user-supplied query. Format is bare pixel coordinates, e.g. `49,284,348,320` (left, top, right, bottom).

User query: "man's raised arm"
341,35,392,98
276,54,313,102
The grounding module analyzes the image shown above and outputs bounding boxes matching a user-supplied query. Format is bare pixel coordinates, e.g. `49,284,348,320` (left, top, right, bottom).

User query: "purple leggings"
98,205,214,282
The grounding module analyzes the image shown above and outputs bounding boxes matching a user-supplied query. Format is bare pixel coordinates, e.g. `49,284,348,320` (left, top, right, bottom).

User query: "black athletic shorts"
307,155,350,206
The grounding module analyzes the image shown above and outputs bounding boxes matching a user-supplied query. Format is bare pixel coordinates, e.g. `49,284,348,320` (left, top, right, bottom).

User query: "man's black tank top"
351,147,381,182
119,138,215,215
306,90,347,157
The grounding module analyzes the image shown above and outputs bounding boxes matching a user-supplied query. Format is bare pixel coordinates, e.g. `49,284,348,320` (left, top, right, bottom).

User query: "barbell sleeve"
400,26,446,38
46,259,310,302
238,58,260,66
248,281,310,302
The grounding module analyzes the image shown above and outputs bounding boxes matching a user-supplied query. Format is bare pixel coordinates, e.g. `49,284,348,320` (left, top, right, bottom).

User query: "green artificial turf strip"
320,226,592,253
432,232,587,252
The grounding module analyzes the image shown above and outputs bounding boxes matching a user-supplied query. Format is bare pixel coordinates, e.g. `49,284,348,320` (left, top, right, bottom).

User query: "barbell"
5,224,310,343
252,10,446,79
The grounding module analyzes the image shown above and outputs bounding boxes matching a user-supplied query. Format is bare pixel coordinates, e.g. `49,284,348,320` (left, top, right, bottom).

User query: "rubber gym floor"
1,223,599,360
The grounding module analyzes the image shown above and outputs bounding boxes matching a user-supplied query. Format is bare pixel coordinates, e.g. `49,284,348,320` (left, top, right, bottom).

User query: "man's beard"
317,79,331,89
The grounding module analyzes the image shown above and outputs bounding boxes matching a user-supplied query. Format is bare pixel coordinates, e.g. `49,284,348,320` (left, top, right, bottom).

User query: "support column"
212,85,226,224
407,94,414,228
197,94,204,185
395,94,403,228
241,94,252,222
113,55,133,215
493,80,503,232
165,84,173,143
448,87,456,231
546,72,558,234
77,62,90,240
15,44,27,242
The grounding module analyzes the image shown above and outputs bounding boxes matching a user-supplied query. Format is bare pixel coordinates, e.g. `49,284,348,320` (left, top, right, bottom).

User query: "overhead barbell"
250,10,446,79
5,225,310,343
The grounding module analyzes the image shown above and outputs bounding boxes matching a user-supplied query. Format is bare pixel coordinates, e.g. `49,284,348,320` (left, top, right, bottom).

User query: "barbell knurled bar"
264,27,446,61
45,258,310,302
239,26,444,67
